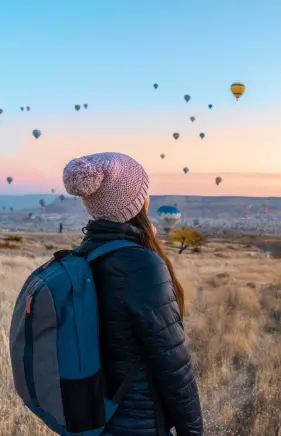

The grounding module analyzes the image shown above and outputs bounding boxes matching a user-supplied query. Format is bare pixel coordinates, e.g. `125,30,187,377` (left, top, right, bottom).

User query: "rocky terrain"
1,195,281,234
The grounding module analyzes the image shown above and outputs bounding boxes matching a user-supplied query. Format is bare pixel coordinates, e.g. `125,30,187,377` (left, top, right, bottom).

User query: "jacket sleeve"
124,249,204,436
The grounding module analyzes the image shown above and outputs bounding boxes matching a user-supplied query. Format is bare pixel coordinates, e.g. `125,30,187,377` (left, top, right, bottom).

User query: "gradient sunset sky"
0,0,280,196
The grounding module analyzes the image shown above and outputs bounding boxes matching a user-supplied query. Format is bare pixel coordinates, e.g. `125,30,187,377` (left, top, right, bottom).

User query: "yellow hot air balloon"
231,82,246,100
51,188,56,193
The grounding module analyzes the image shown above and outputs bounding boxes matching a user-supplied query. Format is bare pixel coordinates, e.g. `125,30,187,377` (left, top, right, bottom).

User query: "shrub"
5,235,23,243
0,241,18,249
172,227,206,254
247,282,256,289
44,244,55,250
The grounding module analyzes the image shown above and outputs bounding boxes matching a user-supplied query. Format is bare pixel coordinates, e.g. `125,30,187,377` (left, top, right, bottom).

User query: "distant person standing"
59,223,63,234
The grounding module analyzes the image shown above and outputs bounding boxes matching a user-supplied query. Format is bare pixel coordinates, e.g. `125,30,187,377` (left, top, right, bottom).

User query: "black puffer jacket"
79,220,204,436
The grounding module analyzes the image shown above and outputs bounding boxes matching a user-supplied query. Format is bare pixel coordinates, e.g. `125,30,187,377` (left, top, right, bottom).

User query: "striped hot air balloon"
156,205,181,233
231,82,246,101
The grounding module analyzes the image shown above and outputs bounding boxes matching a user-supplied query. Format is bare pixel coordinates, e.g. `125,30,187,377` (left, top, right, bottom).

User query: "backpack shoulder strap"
86,240,143,263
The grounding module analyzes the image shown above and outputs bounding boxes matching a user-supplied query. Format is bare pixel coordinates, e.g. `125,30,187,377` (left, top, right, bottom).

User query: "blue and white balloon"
156,205,181,232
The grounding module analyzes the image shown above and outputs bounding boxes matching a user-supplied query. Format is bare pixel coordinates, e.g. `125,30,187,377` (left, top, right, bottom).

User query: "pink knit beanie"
63,152,150,223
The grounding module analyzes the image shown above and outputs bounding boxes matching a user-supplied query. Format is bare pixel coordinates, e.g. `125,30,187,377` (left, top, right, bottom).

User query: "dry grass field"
1,231,281,435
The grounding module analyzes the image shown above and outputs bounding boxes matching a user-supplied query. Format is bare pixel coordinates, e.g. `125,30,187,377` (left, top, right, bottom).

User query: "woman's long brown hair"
129,206,185,319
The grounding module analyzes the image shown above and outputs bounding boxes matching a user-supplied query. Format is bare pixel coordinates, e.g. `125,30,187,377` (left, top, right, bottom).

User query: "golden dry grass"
1,233,281,435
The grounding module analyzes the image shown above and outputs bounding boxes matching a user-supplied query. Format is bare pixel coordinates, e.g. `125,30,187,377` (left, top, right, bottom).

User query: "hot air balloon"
51,188,56,193
262,202,268,214
75,105,81,111
0,109,3,114
28,212,33,218
59,194,65,202
231,82,246,100
32,129,41,139
84,104,88,109
190,116,196,122
173,132,180,140
20,107,24,111
39,199,46,208
199,133,205,139
6,177,13,184
10,207,14,212
160,153,165,159
208,104,213,109
157,205,181,233
183,167,189,174
26,106,31,111
153,84,158,89
215,177,222,186
194,218,200,226
184,95,191,103
243,211,249,219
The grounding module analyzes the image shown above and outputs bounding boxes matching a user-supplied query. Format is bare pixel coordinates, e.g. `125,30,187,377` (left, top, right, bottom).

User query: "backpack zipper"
25,288,41,316
26,294,33,316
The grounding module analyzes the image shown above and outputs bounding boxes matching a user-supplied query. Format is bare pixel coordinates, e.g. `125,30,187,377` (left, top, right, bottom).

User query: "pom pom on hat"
63,155,110,197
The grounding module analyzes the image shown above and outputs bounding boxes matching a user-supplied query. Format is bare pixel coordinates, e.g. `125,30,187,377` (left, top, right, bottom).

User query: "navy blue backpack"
10,240,146,436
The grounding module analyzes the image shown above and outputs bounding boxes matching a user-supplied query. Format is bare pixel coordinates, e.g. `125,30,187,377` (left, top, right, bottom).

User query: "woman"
63,152,204,436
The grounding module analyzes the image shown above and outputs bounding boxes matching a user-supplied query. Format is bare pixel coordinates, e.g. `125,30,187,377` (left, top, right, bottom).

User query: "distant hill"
0,194,59,211
148,196,281,219
1,194,281,219
45,197,86,214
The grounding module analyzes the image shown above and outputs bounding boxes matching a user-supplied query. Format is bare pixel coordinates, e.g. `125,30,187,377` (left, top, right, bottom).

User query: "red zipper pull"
26,295,33,316
42,257,55,271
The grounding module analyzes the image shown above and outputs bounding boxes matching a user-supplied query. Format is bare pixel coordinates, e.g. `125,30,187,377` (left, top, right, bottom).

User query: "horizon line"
1,193,281,199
